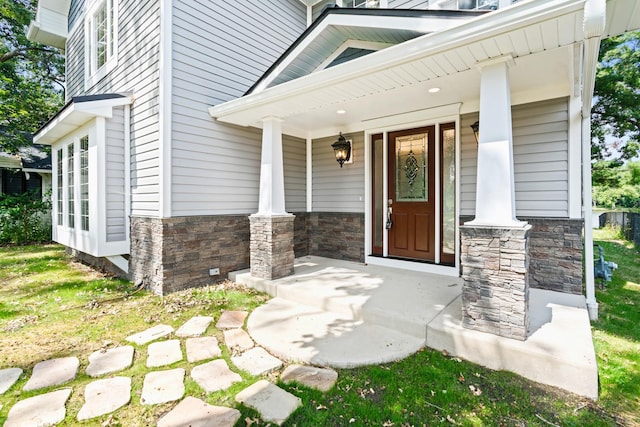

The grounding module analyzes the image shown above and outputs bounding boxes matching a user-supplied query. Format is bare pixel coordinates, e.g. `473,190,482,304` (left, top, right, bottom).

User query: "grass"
0,241,637,426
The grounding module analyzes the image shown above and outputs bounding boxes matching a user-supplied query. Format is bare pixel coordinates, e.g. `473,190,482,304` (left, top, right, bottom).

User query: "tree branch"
0,46,61,63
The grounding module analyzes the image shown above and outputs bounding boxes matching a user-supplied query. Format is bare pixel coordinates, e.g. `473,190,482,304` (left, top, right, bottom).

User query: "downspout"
582,0,606,321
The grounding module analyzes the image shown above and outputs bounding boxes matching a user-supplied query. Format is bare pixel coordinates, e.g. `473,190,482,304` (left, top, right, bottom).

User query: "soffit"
603,0,640,37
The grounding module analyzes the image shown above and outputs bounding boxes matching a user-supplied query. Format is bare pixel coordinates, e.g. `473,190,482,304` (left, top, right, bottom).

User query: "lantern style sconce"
470,121,480,144
332,132,352,168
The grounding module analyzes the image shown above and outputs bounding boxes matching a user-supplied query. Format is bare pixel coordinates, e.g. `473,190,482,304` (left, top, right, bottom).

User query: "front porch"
231,256,597,399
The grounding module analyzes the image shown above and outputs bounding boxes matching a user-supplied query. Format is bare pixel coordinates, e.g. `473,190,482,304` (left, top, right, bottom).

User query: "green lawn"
0,239,637,426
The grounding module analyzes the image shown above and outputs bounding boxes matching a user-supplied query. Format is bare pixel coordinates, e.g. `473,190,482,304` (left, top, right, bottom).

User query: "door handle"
386,207,393,229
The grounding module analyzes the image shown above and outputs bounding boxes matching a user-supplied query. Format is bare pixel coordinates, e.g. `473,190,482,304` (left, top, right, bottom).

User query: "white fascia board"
210,0,586,125
34,95,133,145
22,168,52,174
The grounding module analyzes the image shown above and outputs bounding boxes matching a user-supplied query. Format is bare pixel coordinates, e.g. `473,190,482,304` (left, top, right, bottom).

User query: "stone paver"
158,396,240,427
215,311,248,329
86,345,134,377
23,357,79,391
191,359,242,393
126,324,174,345
280,364,338,392
141,368,185,405
5,388,72,427
0,368,22,394
77,376,131,421
235,380,301,426
231,347,283,376
147,339,183,367
176,316,213,337
223,328,254,351
186,336,222,363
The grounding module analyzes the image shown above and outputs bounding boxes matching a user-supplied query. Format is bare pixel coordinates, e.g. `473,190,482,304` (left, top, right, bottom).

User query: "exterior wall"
105,107,126,242
460,97,570,218
302,212,365,262
130,215,250,295
170,0,306,216
66,0,161,218
312,132,365,213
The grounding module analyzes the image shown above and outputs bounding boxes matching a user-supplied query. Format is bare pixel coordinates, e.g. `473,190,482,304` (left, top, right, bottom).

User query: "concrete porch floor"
230,256,598,399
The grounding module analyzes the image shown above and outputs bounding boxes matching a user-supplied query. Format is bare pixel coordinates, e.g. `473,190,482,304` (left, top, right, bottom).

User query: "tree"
0,0,64,153
592,160,640,209
591,31,640,160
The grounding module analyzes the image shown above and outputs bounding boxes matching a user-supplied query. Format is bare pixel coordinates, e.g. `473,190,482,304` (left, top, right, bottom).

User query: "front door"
387,127,435,261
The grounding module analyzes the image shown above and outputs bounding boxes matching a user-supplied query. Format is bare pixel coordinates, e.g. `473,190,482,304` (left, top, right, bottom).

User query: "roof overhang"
34,94,134,145
27,0,71,50
210,0,639,139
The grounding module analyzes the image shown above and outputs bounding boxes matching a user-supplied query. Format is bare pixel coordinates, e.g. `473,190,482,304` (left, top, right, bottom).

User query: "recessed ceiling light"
336,109,347,115
428,87,440,93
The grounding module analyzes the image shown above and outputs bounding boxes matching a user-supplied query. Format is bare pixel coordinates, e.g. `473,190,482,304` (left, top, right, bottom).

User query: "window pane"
80,136,89,231
396,133,427,201
442,128,456,256
94,3,107,69
68,143,74,228
57,148,63,225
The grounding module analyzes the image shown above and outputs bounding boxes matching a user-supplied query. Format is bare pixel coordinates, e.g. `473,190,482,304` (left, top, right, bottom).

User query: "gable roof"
246,7,486,95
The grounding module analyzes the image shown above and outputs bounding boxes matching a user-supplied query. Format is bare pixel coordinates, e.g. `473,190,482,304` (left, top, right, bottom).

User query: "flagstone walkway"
1,310,338,426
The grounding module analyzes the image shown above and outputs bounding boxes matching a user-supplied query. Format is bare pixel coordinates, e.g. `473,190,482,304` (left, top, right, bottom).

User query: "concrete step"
231,257,461,340
247,297,425,368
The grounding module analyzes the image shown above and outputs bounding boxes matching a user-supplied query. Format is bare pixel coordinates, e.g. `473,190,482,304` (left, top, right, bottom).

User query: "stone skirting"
461,216,583,295
460,224,531,341
130,215,250,295
307,212,364,262
249,215,295,280
522,217,583,295
65,247,129,279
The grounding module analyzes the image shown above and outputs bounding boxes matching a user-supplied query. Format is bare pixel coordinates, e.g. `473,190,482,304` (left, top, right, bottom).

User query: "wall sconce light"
332,132,351,168
470,121,480,144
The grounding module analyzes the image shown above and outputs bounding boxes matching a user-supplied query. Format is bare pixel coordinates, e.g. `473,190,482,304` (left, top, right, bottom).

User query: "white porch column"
257,116,287,216
467,55,525,228
250,116,295,280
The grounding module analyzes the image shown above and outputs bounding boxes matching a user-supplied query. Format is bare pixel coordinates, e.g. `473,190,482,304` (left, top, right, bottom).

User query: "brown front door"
387,127,435,261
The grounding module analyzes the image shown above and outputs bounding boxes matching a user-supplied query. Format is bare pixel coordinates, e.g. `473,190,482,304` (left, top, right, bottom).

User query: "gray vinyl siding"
460,97,570,218
284,135,306,213
388,0,430,8
105,107,126,242
312,132,365,213
68,0,85,31
170,0,306,216
65,17,84,99
312,0,335,22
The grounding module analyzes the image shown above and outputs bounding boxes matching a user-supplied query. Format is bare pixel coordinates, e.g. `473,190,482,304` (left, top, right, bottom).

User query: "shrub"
0,191,52,244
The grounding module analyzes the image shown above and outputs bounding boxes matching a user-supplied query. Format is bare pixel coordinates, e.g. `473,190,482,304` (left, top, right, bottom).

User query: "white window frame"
84,0,118,88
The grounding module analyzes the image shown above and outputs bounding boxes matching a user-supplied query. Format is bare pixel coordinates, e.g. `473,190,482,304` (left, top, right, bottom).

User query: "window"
1,170,41,197
67,142,75,228
86,0,117,86
80,136,89,231
344,0,382,7
57,148,63,225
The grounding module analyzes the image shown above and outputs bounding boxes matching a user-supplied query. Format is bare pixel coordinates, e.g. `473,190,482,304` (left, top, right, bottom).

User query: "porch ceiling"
210,0,639,139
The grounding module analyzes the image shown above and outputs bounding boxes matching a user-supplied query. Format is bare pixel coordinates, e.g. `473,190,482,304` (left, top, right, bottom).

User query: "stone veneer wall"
65,247,129,279
461,216,583,295
522,217,583,295
294,212,364,262
130,215,250,295
460,225,531,340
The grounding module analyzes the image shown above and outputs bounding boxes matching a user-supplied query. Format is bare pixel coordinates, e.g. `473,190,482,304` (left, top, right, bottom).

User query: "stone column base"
249,214,295,280
460,224,532,341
